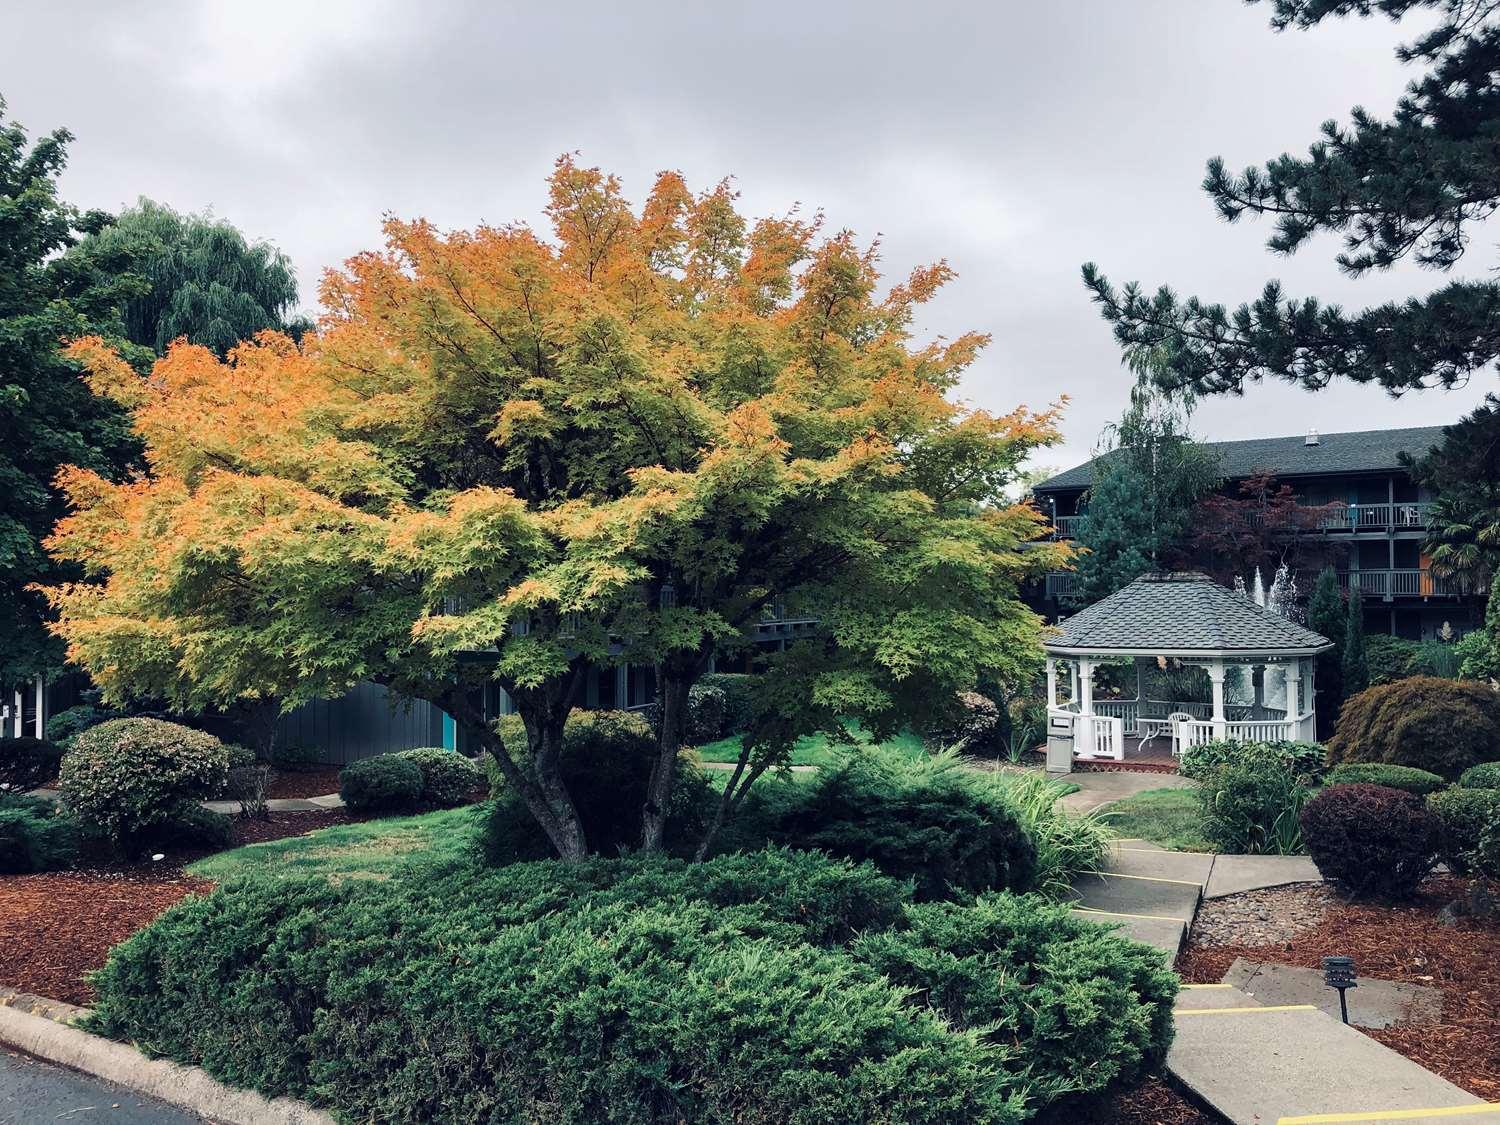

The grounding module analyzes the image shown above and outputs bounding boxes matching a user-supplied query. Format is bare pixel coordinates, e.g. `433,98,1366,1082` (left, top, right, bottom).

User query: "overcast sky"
6,0,1496,474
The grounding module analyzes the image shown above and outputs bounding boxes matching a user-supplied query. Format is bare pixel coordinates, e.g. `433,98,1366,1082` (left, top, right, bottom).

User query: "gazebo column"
1284,660,1301,727
1078,658,1095,715
1045,658,1058,709
1208,659,1228,737
1252,664,1265,716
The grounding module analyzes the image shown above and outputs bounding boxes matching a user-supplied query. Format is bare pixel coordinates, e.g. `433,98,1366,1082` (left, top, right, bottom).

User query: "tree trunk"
444,690,588,862
693,741,773,862
641,675,690,853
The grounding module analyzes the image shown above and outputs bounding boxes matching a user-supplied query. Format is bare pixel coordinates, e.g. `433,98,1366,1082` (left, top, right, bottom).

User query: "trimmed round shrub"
1474,819,1500,879
0,794,83,873
1198,757,1311,855
1427,788,1500,873
1301,784,1441,898
485,710,709,859
338,754,423,814
1460,761,1500,790
269,743,321,771
86,849,1175,1123
0,736,66,792
393,748,482,807
60,719,229,852
1327,676,1500,780
699,672,756,735
44,704,113,746
735,748,1039,900
1180,738,1326,784
1326,762,1447,796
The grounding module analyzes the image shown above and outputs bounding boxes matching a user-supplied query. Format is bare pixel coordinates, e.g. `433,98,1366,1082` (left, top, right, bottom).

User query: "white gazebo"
1045,572,1333,763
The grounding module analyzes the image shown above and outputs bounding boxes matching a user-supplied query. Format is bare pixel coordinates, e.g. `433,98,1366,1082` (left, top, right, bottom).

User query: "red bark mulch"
1177,875,1500,1103
1090,1077,1215,1124
264,766,343,799
0,810,354,1006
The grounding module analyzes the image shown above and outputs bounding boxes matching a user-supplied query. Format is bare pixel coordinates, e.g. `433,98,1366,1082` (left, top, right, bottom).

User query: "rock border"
0,986,333,1125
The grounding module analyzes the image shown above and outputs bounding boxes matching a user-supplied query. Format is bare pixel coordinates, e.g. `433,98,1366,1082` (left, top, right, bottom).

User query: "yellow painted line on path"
1174,1004,1317,1016
1277,1104,1500,1123
1179,983,1233,990
1073,907,1188,923
1084,870,1205,887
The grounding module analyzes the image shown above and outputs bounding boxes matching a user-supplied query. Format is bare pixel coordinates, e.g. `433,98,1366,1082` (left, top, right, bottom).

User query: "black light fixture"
1321,955,1357,1024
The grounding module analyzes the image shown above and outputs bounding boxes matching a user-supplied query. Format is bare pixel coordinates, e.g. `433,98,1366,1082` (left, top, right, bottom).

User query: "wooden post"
1208,660,1227,738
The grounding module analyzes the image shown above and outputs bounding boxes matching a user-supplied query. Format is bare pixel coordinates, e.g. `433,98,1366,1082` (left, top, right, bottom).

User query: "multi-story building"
1032,425,1485,639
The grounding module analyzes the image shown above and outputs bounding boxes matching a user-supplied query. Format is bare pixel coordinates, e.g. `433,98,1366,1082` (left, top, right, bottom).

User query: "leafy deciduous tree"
46,158,1068,861
0,97,143,685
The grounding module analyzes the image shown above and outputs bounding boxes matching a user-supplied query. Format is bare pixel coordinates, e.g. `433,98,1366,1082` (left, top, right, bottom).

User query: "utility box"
1045,713,1074,774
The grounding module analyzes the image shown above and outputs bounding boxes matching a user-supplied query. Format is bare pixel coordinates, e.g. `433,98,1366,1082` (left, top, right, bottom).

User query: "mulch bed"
1178,875,1500,1102
0,810,353,1006
264,766,343,799
1087,1077,1214,1124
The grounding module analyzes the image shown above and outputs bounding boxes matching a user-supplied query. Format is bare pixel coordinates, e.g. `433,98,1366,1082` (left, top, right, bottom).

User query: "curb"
0,986,334,1125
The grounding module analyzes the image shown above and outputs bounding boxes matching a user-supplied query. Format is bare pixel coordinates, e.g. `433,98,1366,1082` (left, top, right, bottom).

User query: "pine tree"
1343,588,1369,699
1306,566,1347,735
1083,1,1500,396
1070,353,1220,603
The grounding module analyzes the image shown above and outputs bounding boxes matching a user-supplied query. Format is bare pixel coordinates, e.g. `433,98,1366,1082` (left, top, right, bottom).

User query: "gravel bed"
1188,881,1334,948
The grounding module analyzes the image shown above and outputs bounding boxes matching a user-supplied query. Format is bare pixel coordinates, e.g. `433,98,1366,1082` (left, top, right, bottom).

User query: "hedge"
0,794,83,873
1301,784,1440,898
87,849,1175,1123
1179,739,1326,784
1327,677,1500,780
59,719,228,853
1460,762,1500,790
392,748,482,807
721,749,1039,900
0,736,65,792
339,755,423,814
1326,763,1447,796
1427,788,1500,873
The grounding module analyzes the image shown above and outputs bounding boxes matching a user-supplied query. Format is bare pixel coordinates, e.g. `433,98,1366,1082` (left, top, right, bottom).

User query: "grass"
188,804,485,882
692,721,928,766
1099,786,1212,852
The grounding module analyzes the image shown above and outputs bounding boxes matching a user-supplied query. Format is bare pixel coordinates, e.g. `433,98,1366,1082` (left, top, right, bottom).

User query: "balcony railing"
1046,571,1079,598
1047,501,1434,540
1335,568,1478,599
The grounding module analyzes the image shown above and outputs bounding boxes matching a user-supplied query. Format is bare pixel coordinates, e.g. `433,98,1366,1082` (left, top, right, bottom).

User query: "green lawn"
189,804,485,882
693,721,928,767
1099,787,1212,852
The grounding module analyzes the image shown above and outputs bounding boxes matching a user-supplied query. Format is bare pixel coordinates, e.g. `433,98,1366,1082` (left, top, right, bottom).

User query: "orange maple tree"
47,157,1069,859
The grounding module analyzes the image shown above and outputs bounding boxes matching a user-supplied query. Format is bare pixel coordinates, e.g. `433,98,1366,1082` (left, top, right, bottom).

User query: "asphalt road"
0,1048,203,1124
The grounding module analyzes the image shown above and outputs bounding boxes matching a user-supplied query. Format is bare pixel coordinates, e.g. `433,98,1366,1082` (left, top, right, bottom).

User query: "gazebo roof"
1046,572,1332,656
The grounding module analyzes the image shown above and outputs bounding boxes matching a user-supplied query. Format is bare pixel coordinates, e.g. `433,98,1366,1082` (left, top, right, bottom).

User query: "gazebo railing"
1075,713,1125,761
1093,699,1138,731
1178,714,1315,749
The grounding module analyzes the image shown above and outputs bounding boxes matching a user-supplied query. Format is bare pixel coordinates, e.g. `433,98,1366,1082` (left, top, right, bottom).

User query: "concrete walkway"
1057,769,1194,815
1169,984,1496,1124
1073,846,1500,1123
31,788,344,814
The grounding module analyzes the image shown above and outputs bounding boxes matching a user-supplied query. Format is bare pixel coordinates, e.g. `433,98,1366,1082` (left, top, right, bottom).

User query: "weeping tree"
71,198,307,356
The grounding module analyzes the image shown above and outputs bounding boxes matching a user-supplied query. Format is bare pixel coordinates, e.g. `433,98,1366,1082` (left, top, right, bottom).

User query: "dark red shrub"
1299,783,1440,899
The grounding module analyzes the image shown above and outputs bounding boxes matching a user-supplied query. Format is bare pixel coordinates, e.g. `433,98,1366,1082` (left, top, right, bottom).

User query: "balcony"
1046,501,1433,541
1335,568,1479,600
1045,571,1080,599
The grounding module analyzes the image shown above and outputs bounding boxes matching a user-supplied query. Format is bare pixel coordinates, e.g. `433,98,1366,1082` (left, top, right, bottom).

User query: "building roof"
1045,572,1332,655
1034,425,1445,493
